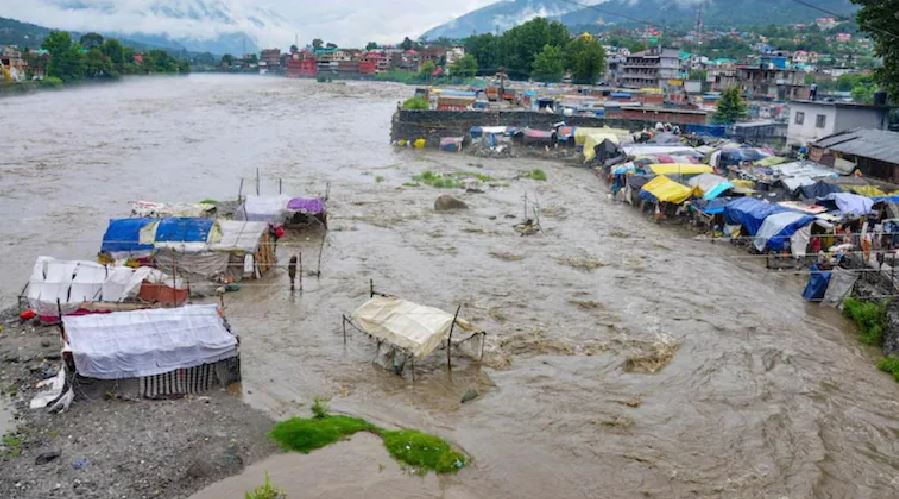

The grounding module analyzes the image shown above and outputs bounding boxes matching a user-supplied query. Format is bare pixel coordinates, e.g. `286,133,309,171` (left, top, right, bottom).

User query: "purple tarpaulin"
287,197,326,214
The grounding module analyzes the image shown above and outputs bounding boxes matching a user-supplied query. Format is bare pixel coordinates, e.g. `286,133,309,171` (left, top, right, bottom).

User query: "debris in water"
558,256,606,271
624,334,680,374
489,251,524,262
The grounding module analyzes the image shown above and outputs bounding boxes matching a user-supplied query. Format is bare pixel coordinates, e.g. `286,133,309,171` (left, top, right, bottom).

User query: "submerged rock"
434,195,468,211
460,388,479,404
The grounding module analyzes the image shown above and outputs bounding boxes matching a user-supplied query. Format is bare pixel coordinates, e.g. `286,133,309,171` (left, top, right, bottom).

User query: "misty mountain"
422,0,858,40
0,16,188,53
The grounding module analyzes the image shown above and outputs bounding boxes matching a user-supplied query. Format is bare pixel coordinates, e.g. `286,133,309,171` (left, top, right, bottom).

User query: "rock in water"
460,388,479,403
434,195,468,211
35,451,61,465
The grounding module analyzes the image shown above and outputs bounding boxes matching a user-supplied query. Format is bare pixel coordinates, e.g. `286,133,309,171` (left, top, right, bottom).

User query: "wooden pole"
298,252,303,292
316,231,325,277
410,354,414,383
480,333,486,361
447,304,461,369
237,178,244,205
369,278,374,297
342,314,347,347
279,178,283,195
56,298,65,340
171,251,177,306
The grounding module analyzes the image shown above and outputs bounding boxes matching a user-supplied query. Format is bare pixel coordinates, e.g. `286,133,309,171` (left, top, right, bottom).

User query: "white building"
445,47,465,66
786,100,890,147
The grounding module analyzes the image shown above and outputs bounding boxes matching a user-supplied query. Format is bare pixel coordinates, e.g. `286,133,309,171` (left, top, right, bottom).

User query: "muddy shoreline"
0,308,279,499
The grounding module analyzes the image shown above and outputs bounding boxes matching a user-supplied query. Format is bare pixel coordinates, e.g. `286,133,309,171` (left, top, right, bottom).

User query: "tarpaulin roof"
64,304,237,379
524,129,555,138
575,127,627,146
800,181,842,199
689,173,733,200
819,193,874,216
622,145,698,157
693,197,730,215
724,198,788,236
154,218,214,243
583,132,621,162
772,161,838,179
640,176,693,204
287,197,326,214
211,220,268,253
130,201,215,218
649,164,712,176
753,211,816,252
240,195,291,224
351,295,459,358
102,218,155,253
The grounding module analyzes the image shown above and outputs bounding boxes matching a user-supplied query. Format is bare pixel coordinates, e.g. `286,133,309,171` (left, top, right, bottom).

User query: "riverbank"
0,73,188,99
0,308,279,499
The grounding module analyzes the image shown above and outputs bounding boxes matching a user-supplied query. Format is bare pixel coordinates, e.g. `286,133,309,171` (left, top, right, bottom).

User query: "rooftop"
812,129,899,165
789,99,891,110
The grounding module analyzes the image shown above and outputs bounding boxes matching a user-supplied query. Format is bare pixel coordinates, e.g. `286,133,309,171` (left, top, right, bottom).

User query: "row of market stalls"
459,124,631,162
25,192,328,410
600,142,899,303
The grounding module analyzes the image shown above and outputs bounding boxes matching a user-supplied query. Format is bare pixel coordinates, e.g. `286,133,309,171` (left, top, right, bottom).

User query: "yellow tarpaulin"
756,156,787,166
582,132,622,162
575,127,628,146
850,185,885,197
649,164,713,176
641,175,693,204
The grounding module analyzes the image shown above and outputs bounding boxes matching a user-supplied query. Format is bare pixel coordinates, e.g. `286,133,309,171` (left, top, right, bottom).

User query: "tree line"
463,18,607,84
38,31,189,83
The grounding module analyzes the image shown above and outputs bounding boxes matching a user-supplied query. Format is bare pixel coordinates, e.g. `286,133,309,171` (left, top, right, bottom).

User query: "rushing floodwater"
2,75,899,498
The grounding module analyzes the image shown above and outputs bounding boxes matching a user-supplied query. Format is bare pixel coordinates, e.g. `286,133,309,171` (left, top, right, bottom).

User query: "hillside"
422,0,858,40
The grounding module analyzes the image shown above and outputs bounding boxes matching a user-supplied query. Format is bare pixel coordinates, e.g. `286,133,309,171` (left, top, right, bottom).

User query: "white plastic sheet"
753,212,813,252
64,304,237,379
239,195,291,224
351,296,455,358
212,221,268,252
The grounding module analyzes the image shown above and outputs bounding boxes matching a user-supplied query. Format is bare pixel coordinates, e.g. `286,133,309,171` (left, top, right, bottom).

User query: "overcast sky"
0,0,500,48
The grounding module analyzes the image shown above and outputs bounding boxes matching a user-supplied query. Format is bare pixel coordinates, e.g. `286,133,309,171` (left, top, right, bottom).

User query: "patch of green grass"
199,199,217,204
380,429,466,474
877,356,899,382
402,96,430,110
843,297,888,346
245,472,285,499
375,175,385,183
269,402,466,474
527,169,547,181
411,170,493,189
1,434,23,458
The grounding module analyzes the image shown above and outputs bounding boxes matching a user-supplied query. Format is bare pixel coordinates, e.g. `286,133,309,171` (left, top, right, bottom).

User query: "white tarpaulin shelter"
211,221,269,252
351,296,457,358
27,257,162,317
239,195,291,224
63,304,237,379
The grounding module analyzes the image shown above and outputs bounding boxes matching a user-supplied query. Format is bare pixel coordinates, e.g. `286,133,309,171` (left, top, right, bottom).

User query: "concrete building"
620,48,681,89
736,65,808,101
260,49,281,69
786,100,890,146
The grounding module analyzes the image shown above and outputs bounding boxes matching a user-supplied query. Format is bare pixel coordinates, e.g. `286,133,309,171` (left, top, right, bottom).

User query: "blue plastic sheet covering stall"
872,195,899,204
692,198,730,215
723,197,788,236
684,124,726,138
802,264,831,301
102,218,155,253
753,211,816,252
800,181,842,199
154,218,214,243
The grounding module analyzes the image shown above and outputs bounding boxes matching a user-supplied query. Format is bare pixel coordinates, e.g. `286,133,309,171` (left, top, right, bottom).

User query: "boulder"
434,195,468,211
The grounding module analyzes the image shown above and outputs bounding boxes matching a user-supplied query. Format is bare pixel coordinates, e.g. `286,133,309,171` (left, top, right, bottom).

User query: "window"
816,114,827,128
794,111,805,125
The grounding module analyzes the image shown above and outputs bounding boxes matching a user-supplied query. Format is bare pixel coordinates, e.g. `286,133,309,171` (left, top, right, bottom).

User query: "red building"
287,52,317,78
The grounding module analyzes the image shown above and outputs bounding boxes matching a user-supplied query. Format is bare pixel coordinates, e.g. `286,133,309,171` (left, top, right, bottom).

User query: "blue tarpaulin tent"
154,218,214,243
102,218,155,253
753,211,816,252
723,198,788,236
799,181,841,199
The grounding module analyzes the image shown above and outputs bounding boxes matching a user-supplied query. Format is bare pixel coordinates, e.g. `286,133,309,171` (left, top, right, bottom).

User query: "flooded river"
2,75,899,498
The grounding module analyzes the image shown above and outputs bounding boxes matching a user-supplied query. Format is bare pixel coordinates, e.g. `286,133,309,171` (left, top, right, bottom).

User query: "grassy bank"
269,400,466,474
843,297,899,381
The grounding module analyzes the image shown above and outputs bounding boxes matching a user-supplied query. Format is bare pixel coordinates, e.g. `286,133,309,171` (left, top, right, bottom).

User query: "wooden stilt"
447,304,461,369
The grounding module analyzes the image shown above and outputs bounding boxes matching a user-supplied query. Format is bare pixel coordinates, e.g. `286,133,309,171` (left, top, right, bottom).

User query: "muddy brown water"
2,75,899,497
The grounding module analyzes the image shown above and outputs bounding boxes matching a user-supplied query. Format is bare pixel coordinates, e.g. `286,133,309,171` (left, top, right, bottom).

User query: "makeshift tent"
101,218,155,254
469,126,508,139
640,176,693,204
723,198,788,236
130,201,216,218
753,212,816,252
350,295,462,359
582,132,621,163
756,156,787,167
800,181,842,199
622,145,697,158
689,173,734,200
153,218,218,252
692,197,730,215
210,220,275,279
63,304,237,379
28,257,163,318
238,195,291,224
439,137,464,152
522,129,556,146
818,193,874,216
649,164,712,176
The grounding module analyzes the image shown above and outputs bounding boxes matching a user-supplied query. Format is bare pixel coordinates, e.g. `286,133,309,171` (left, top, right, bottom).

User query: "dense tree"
400,37,415,51
79,32,104,50
84,48,113,77
312,38,324,50
42,31,84,81
326,42,338,49
289,44,299,53
713,87,749,124
193,51,216,66
365,42,379,50
499,18,570,80
464,33,499,72
101,38,125,66
852,0,898,101
449,54,478,78
531,44,565,82
565,34,606,85
221,54,235,67
419,60,436,80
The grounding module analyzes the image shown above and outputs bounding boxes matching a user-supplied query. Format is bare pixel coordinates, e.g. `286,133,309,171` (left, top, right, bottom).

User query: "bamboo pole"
447,304,461,369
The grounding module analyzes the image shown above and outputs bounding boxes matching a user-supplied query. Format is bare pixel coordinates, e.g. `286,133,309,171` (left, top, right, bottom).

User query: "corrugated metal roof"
812,129,899,165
